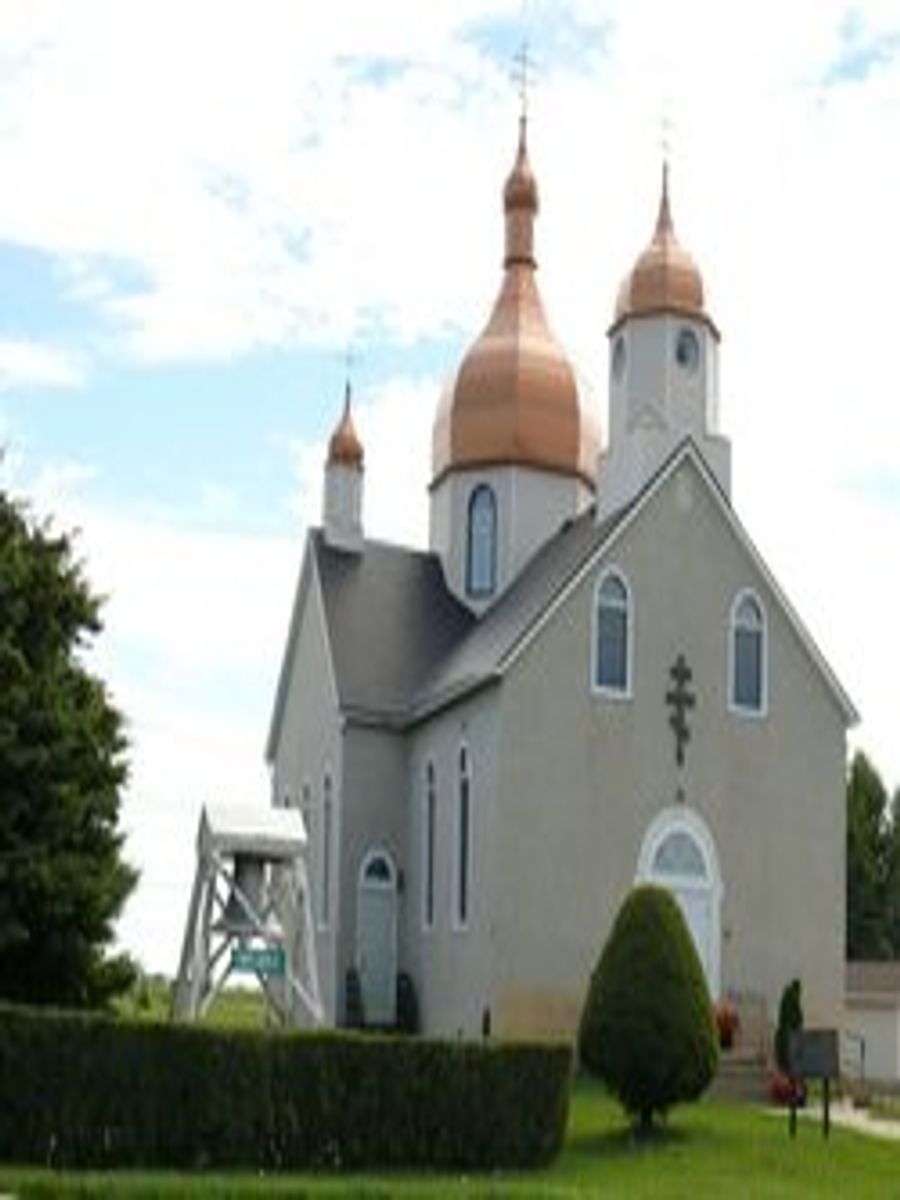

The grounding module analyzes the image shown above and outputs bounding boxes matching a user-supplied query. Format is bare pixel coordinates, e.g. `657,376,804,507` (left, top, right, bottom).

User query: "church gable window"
453,746,472,931
422,761,436,932
730,590,767,715
466,485,497,597
593,568,632,696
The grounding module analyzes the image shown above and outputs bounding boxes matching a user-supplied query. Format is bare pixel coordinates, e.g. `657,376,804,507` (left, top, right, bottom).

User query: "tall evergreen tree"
883,787,900,955
0,486,137,1007
846,750,891,959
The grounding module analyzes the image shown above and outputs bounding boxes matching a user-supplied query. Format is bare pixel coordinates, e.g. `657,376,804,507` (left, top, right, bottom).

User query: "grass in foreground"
2,1076,899,1198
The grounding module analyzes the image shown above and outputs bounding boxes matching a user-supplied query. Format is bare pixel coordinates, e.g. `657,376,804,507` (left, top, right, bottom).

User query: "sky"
1,0,899,974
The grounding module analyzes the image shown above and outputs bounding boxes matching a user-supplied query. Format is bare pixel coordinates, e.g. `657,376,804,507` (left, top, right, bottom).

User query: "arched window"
730,590,766,714
453,746,471,930
593,569,631,695
319,774,333,929
466,485,497,598
422,761,436,931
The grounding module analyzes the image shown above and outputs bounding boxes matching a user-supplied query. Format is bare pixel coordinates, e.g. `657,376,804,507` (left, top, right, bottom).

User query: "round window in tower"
612,335,627,382
675,327,700,373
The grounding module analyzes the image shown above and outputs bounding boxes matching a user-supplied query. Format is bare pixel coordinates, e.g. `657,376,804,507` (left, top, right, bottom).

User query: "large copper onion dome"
432,118,600,489
612,164,715,332
327,382,364,468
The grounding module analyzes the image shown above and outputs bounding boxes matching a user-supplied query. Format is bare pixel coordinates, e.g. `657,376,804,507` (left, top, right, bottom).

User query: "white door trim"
355,848,398,1025
636,806,723,999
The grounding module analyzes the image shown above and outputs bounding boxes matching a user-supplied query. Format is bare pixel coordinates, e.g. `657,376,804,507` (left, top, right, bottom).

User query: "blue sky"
2,0,900,972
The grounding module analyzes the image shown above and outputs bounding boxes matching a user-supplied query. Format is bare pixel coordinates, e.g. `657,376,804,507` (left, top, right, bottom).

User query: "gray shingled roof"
411,503,629,717
314,501,630,726
313,532,475,721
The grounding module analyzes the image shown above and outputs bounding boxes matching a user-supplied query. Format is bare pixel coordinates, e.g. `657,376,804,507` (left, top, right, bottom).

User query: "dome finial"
502,63,538,266
656,159,673,238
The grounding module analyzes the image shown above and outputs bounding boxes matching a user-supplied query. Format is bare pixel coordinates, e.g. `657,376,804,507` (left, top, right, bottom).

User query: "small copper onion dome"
327,382,364,468
433,118,600,488
613,164,714,332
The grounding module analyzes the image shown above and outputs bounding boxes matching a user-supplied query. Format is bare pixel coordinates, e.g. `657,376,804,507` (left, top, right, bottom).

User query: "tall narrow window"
320,774,333,929
466,485,497,597
422,762,436,931
454,746,471,930
300,781,312,837
731,591,766,714
594,569,631,694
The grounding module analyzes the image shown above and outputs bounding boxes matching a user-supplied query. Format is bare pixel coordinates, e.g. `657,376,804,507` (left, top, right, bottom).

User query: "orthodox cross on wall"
665,654,696,768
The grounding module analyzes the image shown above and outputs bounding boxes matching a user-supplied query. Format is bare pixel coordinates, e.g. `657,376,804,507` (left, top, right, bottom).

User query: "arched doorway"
356,849,397,1025
637,808,722,998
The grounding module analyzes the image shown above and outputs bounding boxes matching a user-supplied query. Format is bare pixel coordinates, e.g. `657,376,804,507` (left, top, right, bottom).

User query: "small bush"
774,978,803,1075
0,1003,571,1170
578,884,718,1132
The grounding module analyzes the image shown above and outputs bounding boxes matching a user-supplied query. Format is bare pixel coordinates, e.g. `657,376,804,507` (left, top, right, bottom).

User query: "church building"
266,116,857,1039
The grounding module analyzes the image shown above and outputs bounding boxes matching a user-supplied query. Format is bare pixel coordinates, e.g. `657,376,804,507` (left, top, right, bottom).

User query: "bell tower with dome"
597,164,731,520
430,116,600,611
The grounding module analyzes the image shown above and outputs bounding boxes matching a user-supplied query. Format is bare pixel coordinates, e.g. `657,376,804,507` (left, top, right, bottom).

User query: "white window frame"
591,566,633,699
728,588,768,717
318,772,334,931
421,760,437,933
452,744,472,932
466,484,497,598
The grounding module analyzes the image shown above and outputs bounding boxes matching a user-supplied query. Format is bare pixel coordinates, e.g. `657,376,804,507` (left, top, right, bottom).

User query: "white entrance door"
672,885,713,987
638,819,721,999
356,851,397,1025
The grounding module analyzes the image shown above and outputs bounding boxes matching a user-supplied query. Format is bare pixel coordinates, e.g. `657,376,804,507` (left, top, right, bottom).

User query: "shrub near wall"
0,1004,571,1171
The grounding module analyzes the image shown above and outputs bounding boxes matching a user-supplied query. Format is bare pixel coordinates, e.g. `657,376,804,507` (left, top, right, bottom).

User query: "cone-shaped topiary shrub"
578,884,718,1133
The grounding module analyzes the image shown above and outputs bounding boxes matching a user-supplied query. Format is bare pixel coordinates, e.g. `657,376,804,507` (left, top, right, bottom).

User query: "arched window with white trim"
730,590,767,714
422,761,436,932
466,485,497,598
453,745,471,930
593,568,632,695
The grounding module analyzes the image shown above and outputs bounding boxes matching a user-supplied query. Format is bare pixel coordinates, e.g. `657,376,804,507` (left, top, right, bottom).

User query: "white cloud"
0,337,85,390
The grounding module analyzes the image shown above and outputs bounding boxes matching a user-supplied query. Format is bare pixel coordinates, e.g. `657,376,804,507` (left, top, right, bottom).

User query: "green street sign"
230,945,286,977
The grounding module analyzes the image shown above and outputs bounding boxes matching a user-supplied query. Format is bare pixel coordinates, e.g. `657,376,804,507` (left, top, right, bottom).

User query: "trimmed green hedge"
0,1004,571,1171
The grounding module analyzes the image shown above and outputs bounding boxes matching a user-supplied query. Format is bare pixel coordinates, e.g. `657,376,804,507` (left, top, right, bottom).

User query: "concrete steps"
710,1046,770,1102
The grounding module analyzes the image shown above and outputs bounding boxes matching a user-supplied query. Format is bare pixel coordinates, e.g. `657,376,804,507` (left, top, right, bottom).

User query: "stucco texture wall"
269,552,343,1022
404,689,500,1038
491,456,847,1039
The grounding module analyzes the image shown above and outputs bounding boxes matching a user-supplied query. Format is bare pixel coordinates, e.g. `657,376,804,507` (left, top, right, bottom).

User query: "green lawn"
2,1077,898,1198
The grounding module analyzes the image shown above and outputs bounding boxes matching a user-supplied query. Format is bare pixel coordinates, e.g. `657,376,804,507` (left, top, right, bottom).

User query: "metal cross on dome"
665,654,696,768
511,40,534,118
